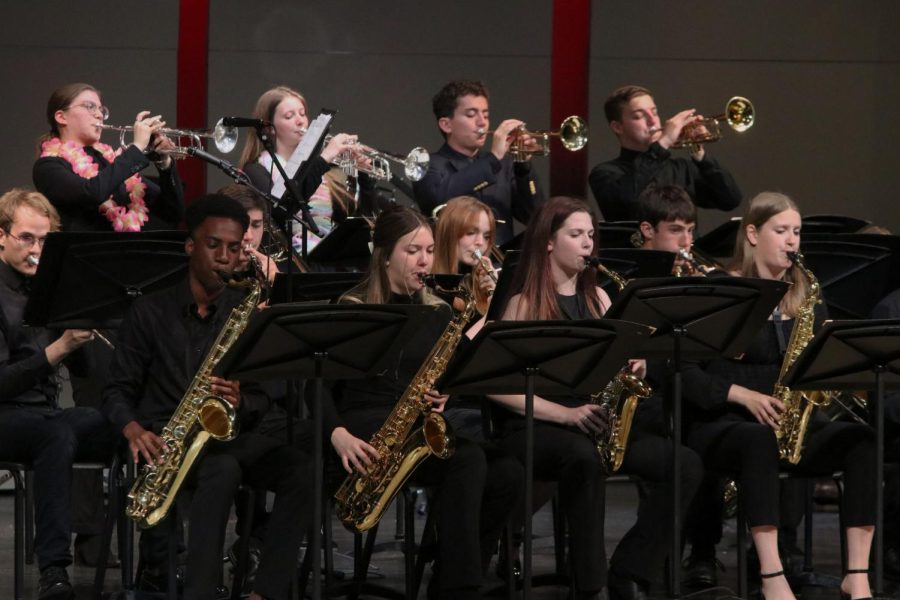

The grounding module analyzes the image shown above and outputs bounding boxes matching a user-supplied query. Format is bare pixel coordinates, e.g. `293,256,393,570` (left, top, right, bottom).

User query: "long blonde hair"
238,85,355,220
729,191,809,318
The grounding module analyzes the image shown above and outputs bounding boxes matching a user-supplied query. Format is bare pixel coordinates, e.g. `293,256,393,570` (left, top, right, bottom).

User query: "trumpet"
478,115,588,162
98,118,238,158
672,96,754,151
299,128,429,182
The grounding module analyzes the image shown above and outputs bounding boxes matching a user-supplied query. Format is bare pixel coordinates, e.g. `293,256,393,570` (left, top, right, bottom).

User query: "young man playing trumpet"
413,79,545,245
634,184,714,275
590,85,741,222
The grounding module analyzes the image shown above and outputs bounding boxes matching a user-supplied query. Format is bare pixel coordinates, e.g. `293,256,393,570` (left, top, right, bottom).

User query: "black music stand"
24,231,188,328
216,303,439,600
595,249,675,298
802,214,870,234
799,240,892,319
307,217,373,271
783,319,900,595
597,221,640,249
441,319,654,599
270,272,365,305
692,218,742,261
605,276,789,597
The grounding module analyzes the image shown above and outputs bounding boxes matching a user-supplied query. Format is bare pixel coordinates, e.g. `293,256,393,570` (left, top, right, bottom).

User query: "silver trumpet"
98,119,238,158
26,256,115,349
471,249,498,284
299,128,429,181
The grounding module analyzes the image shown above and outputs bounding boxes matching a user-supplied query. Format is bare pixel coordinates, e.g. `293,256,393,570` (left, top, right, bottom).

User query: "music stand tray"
441,319,654,599
604,276,788,597
216,303,440,600
24,231,188,329
783,319,900,595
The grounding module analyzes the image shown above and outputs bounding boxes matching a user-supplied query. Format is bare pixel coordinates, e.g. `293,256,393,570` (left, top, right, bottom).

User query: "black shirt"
102,277,269,434
588,143,741,222
413,143,544,246
0,261,57,408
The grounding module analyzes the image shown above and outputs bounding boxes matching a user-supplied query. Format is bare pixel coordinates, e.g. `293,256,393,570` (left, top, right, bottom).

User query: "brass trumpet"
299,128,429,181
672,96,754,151
479,115,589,162
98,118,238,157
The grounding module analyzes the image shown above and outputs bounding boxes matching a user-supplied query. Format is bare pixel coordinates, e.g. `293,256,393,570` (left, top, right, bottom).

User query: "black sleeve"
244,156,330,203
412,153,503,215
680,359,733,411
690,154,742,212
236,380,270,432
508,160,545,224
101,298,155,433
0,317,55,404
588,144,671,221
33,145,151,210
147,163,185,225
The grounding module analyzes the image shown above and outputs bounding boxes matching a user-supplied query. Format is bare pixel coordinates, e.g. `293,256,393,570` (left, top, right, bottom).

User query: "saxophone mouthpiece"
786,251,801,263
583,256,601,268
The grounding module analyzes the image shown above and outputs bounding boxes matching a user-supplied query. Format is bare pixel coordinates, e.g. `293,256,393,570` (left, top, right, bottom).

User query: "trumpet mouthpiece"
27,255,39,267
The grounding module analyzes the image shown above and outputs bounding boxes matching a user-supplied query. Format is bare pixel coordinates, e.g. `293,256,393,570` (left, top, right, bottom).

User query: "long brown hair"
238,85,355,221
508,196,603,321
38,82,99,150
432,196,496,273
729,191,809,318
341,206,441,305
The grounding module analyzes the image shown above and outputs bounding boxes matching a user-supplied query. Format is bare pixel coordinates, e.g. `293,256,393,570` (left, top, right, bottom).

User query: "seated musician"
680,192,876,600
430,196,498,441
0,188,117,600
102,195,312,600
33,82,183,233
237,85,365,252
326,206,522,599
634,184,713,274
412,79,545,246
482,196,702,600
218,184,280,285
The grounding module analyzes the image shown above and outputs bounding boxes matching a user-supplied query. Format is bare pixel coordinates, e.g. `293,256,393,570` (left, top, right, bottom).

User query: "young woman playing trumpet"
33,82,184,233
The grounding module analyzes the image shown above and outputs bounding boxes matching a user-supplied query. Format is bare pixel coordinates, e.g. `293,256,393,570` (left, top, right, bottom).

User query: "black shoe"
495,554,522,582
607,567,649,600
227,537,261,595
682,554,722,588
840,568,873,600
137,564,185,594
38,566,73,600
74,533,120,568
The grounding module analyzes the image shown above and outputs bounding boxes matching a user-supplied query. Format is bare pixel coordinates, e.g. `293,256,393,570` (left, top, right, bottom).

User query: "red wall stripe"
177,0,210,202
549,0,591,198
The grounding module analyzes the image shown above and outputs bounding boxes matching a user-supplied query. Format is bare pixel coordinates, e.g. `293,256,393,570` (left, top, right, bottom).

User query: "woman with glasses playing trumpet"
237,86,370,253
33,82,184,233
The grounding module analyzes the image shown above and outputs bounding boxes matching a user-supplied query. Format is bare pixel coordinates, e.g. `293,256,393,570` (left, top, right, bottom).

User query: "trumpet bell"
404,147,430,181
725,96,754,133
213,119,238,153
559,115,589,152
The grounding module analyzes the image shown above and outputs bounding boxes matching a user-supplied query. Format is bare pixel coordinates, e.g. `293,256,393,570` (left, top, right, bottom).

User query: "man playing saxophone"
679,192,876,600
102,195,312,600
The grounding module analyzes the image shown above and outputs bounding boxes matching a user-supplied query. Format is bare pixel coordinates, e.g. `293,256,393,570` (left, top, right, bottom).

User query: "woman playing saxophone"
325,206,522,600
680,192,876,600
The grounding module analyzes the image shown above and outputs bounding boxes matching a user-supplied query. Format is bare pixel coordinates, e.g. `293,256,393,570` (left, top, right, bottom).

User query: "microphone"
221,117,271,128
185,147,248,184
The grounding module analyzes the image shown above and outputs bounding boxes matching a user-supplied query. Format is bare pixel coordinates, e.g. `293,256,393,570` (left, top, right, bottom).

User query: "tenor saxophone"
126,272,261,528
773,251,830,464
334,278,478,533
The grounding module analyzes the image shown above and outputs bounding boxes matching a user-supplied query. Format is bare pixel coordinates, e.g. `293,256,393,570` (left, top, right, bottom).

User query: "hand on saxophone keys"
331,428,381,475
122,421,166,465
569,403,611,436
728,385,785,430
209,376,241,409
424,388,449,413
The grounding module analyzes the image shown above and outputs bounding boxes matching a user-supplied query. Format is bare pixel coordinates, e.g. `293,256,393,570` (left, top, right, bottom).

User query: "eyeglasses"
5,231,48,248
67,101,110,122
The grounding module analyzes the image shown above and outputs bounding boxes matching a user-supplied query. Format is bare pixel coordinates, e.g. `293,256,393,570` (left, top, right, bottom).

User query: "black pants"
341,408,522,599
139,432,312,600
613,415,704,586
0,405,116,570
687,418,875,528
500,421,607,594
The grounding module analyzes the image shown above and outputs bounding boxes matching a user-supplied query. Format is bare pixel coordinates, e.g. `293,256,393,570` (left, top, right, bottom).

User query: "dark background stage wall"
3,1,899,233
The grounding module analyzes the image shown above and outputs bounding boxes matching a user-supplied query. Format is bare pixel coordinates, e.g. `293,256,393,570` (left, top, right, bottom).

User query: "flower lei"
40,138,149,232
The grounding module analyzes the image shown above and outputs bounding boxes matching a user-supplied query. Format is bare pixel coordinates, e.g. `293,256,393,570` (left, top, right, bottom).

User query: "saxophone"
126,272,261,529
584,256,653,472
334,278,478,533
773,251,830,465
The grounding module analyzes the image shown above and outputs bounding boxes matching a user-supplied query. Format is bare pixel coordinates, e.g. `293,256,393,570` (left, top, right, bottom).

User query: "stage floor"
0,480,897,599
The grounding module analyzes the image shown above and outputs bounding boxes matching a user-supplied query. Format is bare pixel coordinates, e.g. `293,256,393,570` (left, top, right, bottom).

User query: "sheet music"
271,112,333,198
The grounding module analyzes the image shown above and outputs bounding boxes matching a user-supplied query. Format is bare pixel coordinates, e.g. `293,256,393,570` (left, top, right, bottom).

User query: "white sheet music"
271,112,333,198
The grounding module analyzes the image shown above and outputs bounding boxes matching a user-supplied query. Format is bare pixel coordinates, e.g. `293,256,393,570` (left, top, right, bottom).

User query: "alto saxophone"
126,270,261,528
334,278,478,533
773,251,830,464
584,256,653,472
